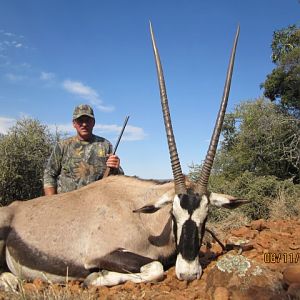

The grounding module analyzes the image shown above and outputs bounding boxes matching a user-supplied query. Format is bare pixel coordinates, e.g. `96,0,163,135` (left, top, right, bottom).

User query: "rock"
283,265,300,285
289,243,300,250
123,280,136,291
99,285,110,297
158,284,171,292
231,227,251,237
287,283,300,298
250,219,268,231
213,286,230,300
244,250,258,260
206,253,283,298
211,243,224,256
177,280,188,290
256,238,270,249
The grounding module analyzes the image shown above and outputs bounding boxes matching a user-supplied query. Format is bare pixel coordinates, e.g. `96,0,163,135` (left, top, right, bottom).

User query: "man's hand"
106,154,120,169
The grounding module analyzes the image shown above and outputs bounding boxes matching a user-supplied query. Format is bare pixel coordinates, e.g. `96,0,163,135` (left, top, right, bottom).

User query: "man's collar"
76,134,95,143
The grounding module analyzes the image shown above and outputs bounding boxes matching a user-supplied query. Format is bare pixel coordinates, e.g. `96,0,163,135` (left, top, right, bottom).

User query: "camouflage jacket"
43,135,124,193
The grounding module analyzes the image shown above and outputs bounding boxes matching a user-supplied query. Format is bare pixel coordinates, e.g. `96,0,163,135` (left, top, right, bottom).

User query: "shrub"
0,118,56,205
189,166,300,221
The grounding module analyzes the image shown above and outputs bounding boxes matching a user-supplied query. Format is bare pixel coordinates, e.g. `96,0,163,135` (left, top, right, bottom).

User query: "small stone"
256,238,269,249
245,250,258,260
250,219,268,231
289,243,300,250
279,232,293,237
159,284,171,292
177,280,188,290
123,280,136,291
287,283,300,298
253,243,264,254
213,286,230,300
283,265,300,285
231,227,250,237
211,243,224,256
99,286,110,296
189,279,201,288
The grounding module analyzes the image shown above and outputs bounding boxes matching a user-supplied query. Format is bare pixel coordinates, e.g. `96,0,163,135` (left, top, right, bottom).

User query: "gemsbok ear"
209,192,250,209
133,205,161,214
133,190,174,214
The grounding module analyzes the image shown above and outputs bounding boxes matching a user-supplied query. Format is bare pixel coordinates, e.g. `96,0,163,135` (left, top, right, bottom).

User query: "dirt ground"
1,218,300,299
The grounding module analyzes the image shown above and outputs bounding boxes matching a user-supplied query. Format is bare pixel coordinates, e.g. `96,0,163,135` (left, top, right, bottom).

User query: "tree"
214,98,299,183
0,118,56,205
261,25,300,116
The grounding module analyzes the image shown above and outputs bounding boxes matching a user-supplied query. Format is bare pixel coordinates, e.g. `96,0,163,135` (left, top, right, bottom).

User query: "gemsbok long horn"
196,25,240,194
150,22,187,195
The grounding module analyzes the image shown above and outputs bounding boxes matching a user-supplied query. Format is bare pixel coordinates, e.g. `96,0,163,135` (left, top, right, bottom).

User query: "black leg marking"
88,249,154,274
200,217,207,246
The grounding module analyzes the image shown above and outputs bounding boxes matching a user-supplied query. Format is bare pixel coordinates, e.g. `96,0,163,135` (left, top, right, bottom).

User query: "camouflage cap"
73,104,95,120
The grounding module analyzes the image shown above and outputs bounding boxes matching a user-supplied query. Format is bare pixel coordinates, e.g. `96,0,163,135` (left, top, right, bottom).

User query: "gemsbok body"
0,24,248,288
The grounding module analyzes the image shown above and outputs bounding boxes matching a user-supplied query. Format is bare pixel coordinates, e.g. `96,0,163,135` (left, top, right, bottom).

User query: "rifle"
102,116,129,178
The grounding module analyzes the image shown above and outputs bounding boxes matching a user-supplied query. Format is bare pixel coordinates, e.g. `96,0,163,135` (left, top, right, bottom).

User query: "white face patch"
175,253,202,281
154,190,174,209
172,195,190,242
172,194,209,243
191,194,209,227
172,194,208,280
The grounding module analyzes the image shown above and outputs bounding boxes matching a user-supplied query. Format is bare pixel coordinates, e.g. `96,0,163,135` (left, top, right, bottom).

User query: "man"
43,104,123,195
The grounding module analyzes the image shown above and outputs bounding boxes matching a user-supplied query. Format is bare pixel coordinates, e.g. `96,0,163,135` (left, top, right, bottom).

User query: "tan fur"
0,175,176,279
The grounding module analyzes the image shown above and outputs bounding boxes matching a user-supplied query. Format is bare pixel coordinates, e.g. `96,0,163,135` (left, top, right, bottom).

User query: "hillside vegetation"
0,25,299,224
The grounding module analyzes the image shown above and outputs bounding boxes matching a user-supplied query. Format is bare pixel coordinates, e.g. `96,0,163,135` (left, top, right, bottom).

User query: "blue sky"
0,1,299,179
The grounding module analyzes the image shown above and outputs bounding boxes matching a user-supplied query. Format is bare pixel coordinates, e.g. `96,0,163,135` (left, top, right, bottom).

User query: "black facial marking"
172,213,178,245
199,217,207,246
178,194,201,215
177,219,199,261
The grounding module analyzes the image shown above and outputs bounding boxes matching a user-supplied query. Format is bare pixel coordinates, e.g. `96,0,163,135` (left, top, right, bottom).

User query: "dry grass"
269,187,300,220
205,210,250,243
0,280,100,300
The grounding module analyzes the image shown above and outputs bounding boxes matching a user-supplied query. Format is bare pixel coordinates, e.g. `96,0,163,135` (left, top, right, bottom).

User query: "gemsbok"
0,24,248,288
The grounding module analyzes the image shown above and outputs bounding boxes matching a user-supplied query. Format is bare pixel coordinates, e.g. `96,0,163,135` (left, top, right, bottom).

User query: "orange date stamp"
263,252,299,263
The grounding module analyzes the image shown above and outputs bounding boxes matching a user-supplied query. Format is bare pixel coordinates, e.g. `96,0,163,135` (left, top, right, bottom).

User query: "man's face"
73,115,95,141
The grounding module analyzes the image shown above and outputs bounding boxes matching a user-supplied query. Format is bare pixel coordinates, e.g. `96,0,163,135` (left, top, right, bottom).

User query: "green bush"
214,99,300,183
189,165,300,221
210,171,300,220
0,118,56,205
